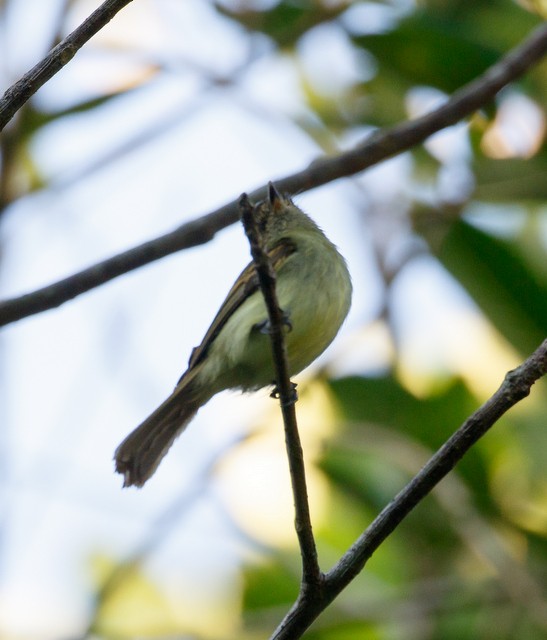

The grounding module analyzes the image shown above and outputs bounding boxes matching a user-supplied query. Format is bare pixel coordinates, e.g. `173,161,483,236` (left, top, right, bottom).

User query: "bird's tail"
115,374,208,488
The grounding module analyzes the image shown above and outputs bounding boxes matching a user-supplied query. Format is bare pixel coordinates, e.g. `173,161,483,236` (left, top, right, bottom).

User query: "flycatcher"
115,184,352,487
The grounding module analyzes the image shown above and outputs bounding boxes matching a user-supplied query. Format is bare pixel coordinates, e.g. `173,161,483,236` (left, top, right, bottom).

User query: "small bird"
115,183,352,487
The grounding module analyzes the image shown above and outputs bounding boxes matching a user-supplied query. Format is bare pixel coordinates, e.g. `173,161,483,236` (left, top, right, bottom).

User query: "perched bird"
115,184,352,487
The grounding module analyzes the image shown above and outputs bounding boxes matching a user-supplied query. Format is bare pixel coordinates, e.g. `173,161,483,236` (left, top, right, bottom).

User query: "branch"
0,202,242,327
270,338,547,640
1,22,547,327
0,0,135,131
239,190,322,592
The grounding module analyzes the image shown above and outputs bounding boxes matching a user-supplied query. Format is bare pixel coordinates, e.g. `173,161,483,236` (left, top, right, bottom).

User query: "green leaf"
329,375,475,449
323,375,493,510
421,217,547,355
473,152,547,202
352,13,500,95
242,559,299,611
216,1,346,48
304,619,380,640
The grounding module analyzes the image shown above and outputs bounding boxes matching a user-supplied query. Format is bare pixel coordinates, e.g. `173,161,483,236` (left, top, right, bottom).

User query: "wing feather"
183,238,297,374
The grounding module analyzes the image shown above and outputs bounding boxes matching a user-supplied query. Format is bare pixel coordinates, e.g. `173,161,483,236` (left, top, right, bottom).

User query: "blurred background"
1,0,547,638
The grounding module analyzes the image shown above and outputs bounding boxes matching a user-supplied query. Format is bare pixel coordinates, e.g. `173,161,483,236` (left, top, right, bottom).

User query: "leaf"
352,12,500,95
217,1,346,48
90,554,178,637
242,558,300,611
323,375,492,507
330,375,475,448
473,152,547,202
419,216,547,355
304,619,380,640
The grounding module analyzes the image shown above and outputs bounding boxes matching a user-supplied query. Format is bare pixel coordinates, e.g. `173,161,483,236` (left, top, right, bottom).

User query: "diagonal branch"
0,202,242,327
1,22,547,328
239,190,323,593
270,338,547,640
0,0,135,131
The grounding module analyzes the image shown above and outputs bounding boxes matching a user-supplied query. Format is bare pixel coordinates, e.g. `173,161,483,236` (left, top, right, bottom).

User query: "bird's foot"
270,381,298,404
255,309,292,335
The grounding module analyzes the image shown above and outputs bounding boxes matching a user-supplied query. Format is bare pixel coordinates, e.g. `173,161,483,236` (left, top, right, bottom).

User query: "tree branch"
0,0,135,132
270,338,547,640
1,22,547,327
0,202,242,326
239,189,322,593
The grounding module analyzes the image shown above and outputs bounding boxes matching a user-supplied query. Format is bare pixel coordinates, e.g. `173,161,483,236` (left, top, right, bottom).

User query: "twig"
0,202,242,327
0,0,135,131
1,22,547,327
239,190,323,594
270,338,547,640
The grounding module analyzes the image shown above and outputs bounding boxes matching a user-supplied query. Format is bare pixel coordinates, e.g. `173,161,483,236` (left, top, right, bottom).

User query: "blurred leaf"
329,375,475,449
321,437,413,510
304,619,380,640
520,0,547,19
346,1,542,125
216,1,347,48
90,554,178,637
322,433,469,549
352,12,501,96
242,558,300,611
315,484,377,552
473,152,547,202
418,215,547,355
326,374,506,516
352,69,409,127
418,0,541,51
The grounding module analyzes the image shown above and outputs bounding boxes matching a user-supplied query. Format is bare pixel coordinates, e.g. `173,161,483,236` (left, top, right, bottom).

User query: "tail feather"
115,378,206,487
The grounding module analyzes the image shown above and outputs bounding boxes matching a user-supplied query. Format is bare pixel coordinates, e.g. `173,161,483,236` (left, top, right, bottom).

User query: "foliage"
224,0,547,638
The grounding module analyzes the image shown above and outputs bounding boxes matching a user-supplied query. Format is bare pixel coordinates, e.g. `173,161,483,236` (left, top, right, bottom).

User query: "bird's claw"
270,381,298,404
256,310,292,335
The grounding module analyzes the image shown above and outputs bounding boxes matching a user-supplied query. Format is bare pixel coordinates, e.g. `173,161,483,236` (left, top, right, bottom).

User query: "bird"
115,183,352,487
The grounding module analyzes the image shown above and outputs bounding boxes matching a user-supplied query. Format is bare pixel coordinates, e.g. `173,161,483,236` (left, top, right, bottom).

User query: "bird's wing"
184,237,297,373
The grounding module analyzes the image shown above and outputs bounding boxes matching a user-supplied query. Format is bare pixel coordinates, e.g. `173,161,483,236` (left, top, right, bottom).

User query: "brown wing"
183,238,297,375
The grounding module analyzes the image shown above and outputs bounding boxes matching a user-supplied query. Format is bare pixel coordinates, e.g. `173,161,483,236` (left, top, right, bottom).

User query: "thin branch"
239,190,323,593
0,201,242,326
270,338,547,640
0,0,135,132
2,22,547,327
